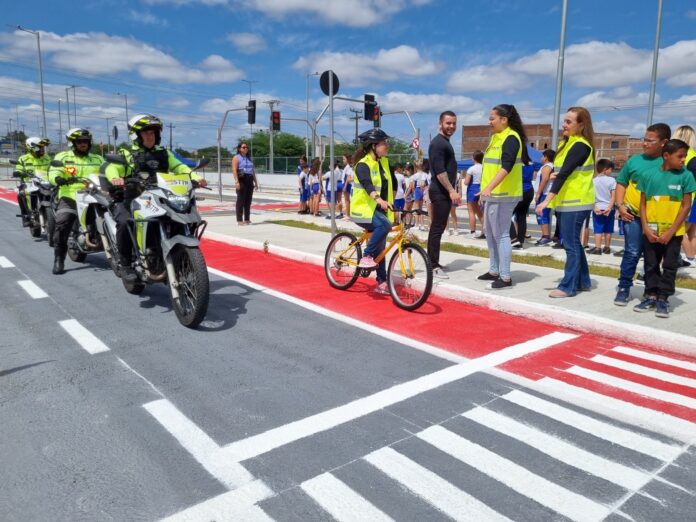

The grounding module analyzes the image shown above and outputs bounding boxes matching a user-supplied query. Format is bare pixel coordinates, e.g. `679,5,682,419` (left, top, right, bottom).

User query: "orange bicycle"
324,209,433,311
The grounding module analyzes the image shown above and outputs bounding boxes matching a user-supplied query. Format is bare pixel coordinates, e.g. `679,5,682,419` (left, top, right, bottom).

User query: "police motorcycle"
10,159,55,241
103,153,211,329
49,159,114,265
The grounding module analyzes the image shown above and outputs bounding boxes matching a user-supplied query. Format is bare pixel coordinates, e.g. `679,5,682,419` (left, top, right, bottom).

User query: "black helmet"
358,128,390,146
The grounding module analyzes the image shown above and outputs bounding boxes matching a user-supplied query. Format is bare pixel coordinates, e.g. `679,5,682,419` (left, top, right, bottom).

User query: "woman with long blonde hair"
672,125,696,266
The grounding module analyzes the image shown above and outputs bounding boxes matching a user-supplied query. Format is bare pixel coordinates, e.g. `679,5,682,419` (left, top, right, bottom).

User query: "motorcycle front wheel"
169,246,209,328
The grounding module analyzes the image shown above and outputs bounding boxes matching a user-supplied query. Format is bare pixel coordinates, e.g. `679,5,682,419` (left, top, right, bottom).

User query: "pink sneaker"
358,255,377,269
374,282,389,295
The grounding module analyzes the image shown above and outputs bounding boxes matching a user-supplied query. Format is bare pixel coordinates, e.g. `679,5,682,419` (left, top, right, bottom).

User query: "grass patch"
266,219,696,290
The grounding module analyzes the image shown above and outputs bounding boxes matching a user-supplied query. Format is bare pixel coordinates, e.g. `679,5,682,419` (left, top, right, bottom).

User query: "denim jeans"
484,200,517,279
618,217,643,289
360,210,391,283
557,210,591,295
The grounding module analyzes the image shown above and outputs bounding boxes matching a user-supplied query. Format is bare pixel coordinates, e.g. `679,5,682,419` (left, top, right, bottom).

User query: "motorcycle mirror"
105,153,127,165
50,159,64,167
12,171,22,178
194,157,210,170
9,159,18,165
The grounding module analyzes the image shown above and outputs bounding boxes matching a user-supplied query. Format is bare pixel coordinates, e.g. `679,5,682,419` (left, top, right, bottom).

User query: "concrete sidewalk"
201,202,696,358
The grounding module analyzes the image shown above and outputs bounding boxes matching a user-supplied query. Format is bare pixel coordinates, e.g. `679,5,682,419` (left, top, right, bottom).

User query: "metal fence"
221,154,419,175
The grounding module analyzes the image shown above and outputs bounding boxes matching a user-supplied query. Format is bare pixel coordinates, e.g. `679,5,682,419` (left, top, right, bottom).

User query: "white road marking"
463,406,651,490
220,332,577,462
159,479,274,522
611,346,696,374
566,365,696,410
365,446,511,522
0,256,15,268
18,279,48,299
534,377,696,443
502,389,682,461
207,266,468,364
58,319,110,354
591,354,696,389
417,425,611,522
143,399,254,490
301,472,394,522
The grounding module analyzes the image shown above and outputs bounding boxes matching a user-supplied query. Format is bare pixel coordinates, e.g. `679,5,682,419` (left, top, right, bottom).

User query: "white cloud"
0,30,244,85
381,91,483,114
226,32,267,54
144,0,432,27
447,39,696,93
158,96,191,108
127,9,169,26
293,45,442,87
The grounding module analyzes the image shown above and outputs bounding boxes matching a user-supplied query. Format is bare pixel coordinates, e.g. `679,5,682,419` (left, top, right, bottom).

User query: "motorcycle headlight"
165,193,191,211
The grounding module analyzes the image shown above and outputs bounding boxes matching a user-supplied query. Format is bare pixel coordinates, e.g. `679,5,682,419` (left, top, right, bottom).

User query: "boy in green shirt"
634,139,696,317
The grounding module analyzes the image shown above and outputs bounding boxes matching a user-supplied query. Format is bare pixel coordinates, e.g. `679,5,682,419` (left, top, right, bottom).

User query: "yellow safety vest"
49,150,104,201
481,127,523,202
350,153,393,224
686,148,696,170
548,135,595,212
17,153,52,181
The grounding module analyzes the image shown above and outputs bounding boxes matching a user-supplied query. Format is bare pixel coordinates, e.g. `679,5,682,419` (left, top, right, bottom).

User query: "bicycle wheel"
387,241,432,311
324,232,362,290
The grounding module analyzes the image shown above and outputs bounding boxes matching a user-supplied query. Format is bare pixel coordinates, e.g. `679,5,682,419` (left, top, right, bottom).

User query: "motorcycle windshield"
156,173,191,195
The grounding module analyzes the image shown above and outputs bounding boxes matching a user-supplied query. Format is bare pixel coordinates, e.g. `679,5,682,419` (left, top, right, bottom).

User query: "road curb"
204,231,696,358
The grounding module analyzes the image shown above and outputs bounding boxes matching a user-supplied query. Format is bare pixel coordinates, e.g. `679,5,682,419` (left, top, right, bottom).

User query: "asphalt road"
1,198,694,522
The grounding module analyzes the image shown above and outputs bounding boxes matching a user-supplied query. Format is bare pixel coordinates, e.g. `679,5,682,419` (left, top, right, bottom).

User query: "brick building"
461,124,642,168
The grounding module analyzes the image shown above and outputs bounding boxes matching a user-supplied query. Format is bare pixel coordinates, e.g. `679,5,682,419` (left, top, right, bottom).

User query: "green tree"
174,147,192,157
197,145,231,159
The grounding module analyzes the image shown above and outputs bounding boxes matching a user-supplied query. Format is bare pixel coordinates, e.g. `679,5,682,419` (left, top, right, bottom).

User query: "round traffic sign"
320,70,340,96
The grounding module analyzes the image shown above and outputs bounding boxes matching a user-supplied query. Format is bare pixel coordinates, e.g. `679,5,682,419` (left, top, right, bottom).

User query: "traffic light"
372,105,381,128
271,111,281,131
247,99,256,125
363,94,375,121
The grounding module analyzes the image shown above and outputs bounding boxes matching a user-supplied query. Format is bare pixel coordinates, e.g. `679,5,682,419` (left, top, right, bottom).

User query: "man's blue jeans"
557,210,591,296
618,217,643,289
360,210,391,283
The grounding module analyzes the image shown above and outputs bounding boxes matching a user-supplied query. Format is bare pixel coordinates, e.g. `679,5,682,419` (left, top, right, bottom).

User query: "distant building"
461,123,642,168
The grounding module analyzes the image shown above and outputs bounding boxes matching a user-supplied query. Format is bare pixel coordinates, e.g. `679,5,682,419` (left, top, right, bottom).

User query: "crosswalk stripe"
535,377,696,443
301,472,394,522
18,279,48,299
591,354,696,389
365,447,511,522
566,365,696,410
0,256,14,268
503,389,682,461
417,425,612,522
611,346,696,374
462,406,651,490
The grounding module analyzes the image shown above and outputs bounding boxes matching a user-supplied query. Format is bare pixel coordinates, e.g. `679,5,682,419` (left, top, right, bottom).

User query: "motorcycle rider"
104,114,207,282
16,137,51,225
48,128,104,275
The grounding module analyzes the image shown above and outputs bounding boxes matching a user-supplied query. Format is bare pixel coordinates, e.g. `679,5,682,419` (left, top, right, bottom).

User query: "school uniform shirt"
466,163,482,185
593,175,617,211
616,154,664,216
636,166,696,236
394,172,405,200
537,161,554,195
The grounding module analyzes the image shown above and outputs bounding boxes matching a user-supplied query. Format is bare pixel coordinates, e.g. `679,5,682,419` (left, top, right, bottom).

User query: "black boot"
53,248,66,275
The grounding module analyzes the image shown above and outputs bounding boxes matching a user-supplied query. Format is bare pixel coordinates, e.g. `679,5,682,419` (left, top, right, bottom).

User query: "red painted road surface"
201,238,696,423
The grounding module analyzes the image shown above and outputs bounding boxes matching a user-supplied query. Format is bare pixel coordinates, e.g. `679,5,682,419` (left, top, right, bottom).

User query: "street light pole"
117,92,129,125
65,87,71,128
17,26,47,139
105,117,113,152
57,99,63,149
646,0,663,126
305,72,319,158
241,79,257,157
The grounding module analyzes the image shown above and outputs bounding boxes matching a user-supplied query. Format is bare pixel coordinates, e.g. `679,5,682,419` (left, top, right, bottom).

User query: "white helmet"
128,113,163,146
26,136,50,153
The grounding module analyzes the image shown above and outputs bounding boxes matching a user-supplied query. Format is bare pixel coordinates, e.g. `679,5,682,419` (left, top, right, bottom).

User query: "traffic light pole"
217,106,249,202
265,100,279,175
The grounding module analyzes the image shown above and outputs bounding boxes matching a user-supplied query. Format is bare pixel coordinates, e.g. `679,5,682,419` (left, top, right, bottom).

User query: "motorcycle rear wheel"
169,246,209,328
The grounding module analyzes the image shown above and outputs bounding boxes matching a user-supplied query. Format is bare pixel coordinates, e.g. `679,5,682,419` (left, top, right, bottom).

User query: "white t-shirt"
298,171,307,188
537,162,554,195
395,172,405,199
411,170,428,189
466,163,482,185
343,164,353,182
323,168,343,189
593,175,616,210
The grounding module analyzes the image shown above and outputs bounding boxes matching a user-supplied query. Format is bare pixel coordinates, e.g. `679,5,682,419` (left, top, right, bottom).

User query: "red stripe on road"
602,349,696,380
0,188,17,203
200,238,561,359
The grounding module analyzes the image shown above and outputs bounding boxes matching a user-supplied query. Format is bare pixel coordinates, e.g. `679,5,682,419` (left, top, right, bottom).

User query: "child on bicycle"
350,128,396,295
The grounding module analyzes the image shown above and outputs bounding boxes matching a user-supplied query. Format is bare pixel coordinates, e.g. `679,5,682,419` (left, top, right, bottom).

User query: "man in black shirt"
427,111,461,278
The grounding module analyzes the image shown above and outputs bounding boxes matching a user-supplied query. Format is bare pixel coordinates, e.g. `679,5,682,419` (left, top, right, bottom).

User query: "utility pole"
117,92,129,126
57,99,63,149
105,117,113,152
67,85,78,126
16,26,46,138
265,100,279,175
168,122,175,150
65,87,71,128
349,107,362,145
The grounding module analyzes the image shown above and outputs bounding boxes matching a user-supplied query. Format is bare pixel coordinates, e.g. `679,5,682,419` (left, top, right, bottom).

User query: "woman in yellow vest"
350,128,396,295
671,125,696,265
477,104,531,289
536,107,596,298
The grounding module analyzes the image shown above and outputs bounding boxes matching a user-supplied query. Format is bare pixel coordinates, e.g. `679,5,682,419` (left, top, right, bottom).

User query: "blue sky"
1,0,696,156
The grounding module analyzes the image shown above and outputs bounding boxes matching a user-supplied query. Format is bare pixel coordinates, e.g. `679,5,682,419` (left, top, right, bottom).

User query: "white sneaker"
374,281,389,295
433,267,449,279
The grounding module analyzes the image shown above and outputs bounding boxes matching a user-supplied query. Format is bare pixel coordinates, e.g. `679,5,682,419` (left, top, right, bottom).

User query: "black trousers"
53,198,77,256
643,234,681,299
17,190,30,218
509,188,535,243
113,199,134,264
236,176,255,222
427,196,451,267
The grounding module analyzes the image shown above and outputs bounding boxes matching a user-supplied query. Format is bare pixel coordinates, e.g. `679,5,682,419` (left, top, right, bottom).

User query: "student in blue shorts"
588,159,616,254
534,149,555,245
464,150,484,238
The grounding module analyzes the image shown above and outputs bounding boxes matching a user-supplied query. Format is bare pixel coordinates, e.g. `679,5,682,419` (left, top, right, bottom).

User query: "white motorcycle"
103,154,211,328
10,160,54,240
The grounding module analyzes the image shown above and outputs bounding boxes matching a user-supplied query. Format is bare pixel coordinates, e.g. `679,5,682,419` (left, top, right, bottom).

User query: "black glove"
55,177,79,186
